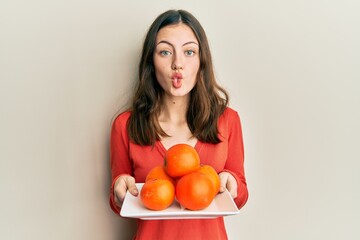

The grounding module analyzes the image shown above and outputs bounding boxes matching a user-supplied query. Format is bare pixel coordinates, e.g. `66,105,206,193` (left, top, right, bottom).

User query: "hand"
113,175,138,208
218,172,238,198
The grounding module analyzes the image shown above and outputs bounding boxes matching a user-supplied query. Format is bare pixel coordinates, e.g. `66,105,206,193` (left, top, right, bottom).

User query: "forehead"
156,23,199,45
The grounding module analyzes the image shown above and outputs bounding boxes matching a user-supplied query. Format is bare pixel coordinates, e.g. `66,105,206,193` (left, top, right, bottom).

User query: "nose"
171,52,183,70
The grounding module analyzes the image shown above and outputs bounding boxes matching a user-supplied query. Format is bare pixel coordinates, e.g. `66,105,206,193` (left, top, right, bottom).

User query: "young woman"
110,9,248,240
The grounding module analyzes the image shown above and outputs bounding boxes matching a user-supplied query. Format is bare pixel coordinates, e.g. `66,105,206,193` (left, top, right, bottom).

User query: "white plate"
120,183,239,220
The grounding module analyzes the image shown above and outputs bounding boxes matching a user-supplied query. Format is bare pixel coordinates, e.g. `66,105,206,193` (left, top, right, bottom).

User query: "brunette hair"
127,9,229,145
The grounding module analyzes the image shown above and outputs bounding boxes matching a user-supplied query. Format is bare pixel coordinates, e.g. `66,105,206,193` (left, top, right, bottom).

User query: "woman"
110,9,248,240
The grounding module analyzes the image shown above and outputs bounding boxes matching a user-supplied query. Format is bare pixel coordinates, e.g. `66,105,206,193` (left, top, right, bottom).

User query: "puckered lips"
171,72,183,89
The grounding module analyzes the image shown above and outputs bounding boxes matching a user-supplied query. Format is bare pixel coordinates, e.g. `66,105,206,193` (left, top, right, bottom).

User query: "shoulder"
218,107,243,142
220,107,240,121
112,111,132,131
218,107,242,132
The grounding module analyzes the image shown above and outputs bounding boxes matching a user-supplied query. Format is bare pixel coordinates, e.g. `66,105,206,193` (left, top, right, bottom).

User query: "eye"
185,50,195,56
160,50,171,56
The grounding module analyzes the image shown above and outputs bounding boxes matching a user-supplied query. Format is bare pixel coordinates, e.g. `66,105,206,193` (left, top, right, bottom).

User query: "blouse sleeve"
109,112,133,214
223,110,249,209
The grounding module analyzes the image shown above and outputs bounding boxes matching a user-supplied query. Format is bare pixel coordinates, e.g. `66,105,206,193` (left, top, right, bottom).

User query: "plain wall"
1,0,359,239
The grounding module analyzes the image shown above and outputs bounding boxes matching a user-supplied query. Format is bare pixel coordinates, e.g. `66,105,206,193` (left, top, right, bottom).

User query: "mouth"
171,72,183,80
171,73,183,89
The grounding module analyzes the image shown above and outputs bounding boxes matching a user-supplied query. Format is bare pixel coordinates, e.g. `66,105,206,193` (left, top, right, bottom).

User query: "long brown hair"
127,9,229,145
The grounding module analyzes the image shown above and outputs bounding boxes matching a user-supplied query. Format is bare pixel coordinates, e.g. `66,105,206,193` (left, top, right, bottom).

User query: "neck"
159,95,189,123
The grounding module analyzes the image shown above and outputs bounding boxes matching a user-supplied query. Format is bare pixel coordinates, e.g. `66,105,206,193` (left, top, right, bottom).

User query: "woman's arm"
109,112,138,214
220,110,249,209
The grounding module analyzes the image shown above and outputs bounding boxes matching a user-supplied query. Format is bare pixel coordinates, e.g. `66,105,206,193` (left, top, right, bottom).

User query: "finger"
125,176,139,196
226,176,238,198
218,172,229,193
114,177,129,201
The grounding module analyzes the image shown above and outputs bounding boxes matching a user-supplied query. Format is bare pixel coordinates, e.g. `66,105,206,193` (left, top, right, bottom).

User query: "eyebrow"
156,40,199,47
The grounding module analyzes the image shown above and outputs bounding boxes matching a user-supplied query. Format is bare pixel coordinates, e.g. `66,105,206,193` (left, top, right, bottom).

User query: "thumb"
219,172,229,193
226,175,238,198
125,177,139,196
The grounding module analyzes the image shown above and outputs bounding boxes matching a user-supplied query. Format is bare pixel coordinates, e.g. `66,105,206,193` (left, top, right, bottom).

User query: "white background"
1,0,359,239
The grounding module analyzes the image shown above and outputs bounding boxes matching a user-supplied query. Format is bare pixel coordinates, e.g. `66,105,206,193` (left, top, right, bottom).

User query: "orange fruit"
175,172,215,210
145,165,176,185
164,144,200,178
196,165,220,196
140,179,175,210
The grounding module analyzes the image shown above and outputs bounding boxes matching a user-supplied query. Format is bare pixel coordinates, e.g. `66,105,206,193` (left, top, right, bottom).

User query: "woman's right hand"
113,175,139,208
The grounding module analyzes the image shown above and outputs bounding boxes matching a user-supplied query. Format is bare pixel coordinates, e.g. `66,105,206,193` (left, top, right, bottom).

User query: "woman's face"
153,23,200,99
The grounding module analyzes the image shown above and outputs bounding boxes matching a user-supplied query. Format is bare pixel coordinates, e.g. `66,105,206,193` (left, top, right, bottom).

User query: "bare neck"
159,95,189,124
158,95,197,149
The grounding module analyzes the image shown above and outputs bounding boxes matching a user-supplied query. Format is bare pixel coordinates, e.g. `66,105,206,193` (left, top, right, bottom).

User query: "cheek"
189,61,200,77
153,66,168,88
189,57,200,71
154,65,167,81
154,58,169,75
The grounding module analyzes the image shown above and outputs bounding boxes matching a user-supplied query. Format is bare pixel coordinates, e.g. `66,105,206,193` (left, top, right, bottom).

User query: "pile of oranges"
140,144,220,211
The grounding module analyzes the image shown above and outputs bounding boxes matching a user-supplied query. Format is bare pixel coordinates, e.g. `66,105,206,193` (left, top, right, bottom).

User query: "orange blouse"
110,107,248,240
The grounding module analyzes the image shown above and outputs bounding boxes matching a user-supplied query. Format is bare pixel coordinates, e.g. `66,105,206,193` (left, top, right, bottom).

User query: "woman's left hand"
218,172,238,198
